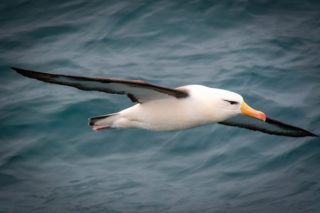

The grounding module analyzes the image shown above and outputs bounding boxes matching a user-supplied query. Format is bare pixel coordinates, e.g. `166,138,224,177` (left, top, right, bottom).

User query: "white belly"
118,98,215,131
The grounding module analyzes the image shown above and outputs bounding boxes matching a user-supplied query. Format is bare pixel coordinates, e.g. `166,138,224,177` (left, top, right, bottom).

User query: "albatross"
13,67,317,137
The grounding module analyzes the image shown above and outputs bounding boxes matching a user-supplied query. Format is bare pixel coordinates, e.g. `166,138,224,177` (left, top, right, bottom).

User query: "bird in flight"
13,67,317,137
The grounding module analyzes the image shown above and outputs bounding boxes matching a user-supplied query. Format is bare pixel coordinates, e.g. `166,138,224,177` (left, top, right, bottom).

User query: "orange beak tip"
260,112,267,122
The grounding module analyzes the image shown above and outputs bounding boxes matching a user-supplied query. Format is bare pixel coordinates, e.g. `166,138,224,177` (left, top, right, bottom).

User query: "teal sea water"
1,0,320,212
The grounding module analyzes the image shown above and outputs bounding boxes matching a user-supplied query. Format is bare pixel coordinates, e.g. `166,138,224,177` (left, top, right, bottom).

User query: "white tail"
88,113,119,131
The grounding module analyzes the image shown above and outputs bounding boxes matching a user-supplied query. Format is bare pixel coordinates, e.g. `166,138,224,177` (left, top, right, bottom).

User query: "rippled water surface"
1,0,320,212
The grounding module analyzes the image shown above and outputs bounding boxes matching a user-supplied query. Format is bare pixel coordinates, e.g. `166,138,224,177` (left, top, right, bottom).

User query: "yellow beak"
241,101,266,122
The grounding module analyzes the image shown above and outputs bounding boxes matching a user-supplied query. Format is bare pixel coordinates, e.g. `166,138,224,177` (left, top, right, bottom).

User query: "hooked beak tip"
258,111,267,122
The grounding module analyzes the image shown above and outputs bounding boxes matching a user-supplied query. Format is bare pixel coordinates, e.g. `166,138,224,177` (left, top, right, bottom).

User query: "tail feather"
88,113,118,128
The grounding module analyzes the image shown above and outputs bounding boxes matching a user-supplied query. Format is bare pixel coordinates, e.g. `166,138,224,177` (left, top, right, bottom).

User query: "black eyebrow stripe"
223,99,239,105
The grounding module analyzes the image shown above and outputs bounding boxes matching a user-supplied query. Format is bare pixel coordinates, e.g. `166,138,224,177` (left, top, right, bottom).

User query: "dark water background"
1,0,320,212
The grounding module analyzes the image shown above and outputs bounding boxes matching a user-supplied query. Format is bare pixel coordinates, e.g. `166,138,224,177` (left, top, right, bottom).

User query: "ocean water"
1,0,320,212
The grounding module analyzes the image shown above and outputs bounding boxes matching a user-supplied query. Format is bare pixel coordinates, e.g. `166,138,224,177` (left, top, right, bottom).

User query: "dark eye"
223,99,239,105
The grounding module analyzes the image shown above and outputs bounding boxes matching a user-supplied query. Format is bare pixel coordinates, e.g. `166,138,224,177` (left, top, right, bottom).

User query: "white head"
210,88,266,122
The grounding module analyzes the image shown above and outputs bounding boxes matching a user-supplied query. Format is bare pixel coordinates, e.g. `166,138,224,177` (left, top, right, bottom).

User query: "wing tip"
295,131,318,137
11,66,22,72
11,66,31,76
306,132,318,137
12,67,52,81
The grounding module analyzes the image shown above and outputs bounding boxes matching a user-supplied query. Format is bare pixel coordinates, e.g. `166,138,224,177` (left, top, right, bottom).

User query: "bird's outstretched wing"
219,115,317,137
12,67,188,103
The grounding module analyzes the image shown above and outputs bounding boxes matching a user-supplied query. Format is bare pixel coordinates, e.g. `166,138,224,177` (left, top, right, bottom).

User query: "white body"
97,85,243,131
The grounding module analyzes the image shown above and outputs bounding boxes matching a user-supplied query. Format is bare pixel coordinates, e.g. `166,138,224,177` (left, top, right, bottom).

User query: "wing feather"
12,67,188,103
219,115,317,137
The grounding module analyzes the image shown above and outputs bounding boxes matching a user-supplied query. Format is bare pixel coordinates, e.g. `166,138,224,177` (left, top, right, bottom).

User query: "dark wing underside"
219,115,317,137
12,67,188,103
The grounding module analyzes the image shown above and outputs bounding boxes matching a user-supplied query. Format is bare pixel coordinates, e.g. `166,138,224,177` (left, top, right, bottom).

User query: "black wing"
12,67,188,103
219,115,317,137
